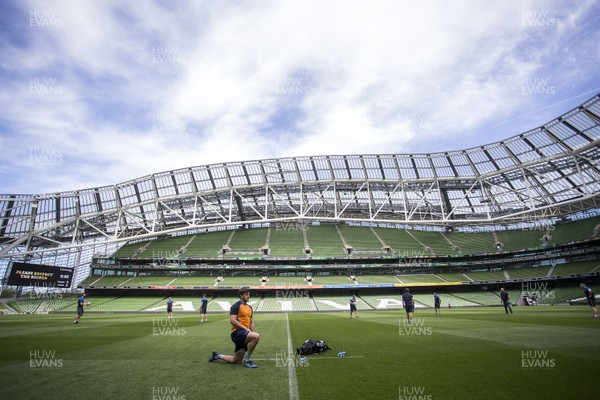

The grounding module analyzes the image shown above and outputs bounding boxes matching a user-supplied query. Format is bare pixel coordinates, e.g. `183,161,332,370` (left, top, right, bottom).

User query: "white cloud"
1,0,598,194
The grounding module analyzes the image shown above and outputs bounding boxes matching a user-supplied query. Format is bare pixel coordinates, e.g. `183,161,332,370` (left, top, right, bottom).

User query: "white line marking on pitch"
286,313,299,400
253,355,365,361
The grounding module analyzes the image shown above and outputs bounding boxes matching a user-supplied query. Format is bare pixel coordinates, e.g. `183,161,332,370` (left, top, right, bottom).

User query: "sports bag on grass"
296,339,331,355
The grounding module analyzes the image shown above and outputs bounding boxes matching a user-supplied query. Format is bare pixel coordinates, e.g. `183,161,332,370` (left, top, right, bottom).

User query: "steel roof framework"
1,94,599,282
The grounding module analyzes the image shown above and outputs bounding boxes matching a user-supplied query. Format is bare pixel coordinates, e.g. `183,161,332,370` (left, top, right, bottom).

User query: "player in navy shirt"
200,294,209,323
73,293,90,324
579,283,598,319
402,288,414,324
500,288,513,315
166,296,174,320
433,292,441,316
349,295,358,318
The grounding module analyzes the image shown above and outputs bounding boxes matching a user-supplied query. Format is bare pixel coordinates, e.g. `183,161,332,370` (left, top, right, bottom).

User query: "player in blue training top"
200,293,208,323
166,296,174,320
402,288,414,324
433,292,442,316
500,288,513,315
209,287,261,368
579,283,599,319
73,293,90,324
349,294,358,318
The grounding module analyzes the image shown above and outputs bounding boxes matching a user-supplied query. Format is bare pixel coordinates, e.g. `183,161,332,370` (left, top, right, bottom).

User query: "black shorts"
435,302,441,308
167,308,173,313
231,329,249,353
588,297,597,307
350,304,357,311
405,305,414,313
201,307,207,314
77,306,84,316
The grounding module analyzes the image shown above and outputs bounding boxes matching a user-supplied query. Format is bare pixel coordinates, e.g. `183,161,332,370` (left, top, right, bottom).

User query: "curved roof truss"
1,94,600,260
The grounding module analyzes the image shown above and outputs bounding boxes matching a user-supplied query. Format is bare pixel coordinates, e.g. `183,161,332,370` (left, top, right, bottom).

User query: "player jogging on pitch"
209,287,260,368
580,283,599,319
433,292,442,316
166,296,174,320
402,288,415,324
73,293,91,324
200,293,208,323
500,288,513,315
349,294,359,318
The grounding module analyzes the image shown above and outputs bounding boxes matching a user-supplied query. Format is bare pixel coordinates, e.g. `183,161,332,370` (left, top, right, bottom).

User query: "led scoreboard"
7,262,73,288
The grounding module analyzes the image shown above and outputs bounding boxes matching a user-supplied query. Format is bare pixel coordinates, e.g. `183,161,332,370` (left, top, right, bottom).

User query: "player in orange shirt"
209,287,260,368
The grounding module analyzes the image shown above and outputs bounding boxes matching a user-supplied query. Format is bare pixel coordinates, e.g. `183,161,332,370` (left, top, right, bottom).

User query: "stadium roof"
1,93,599,276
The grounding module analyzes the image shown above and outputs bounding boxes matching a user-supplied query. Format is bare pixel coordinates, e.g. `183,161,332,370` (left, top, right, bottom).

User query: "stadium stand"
259,295,316,312
462,270,506,282
6,299,43,314
84,276,132,286
339,226,384,253
353,275,400,284
228,227,267,254
142,235,194,258
207,297,259,312
83,297,164,312
184,230,232,258
436,272,471,282
122,276,176,286
104,215,600,260
313,295,366,311
395,274,446,284
167,276,225,287
371,228,424,254
359,294,404,310
506,266,552,280
306,225,347,257
449,291,500,306
550,260,600,277
550,216,600,244
260,276,312,286
409,231,454,255
45,296,81,312
268,226,306,257
496,229,546,252
438,294,481,307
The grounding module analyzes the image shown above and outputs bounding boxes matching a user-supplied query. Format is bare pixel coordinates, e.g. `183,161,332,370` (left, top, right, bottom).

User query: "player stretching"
209,287,260,368
500,288,513,315
73,293,90,324
166,296,174,320
433,292,442,316
349,295,359,318
580,283,599,319
402,288,415,324
200,293,208,323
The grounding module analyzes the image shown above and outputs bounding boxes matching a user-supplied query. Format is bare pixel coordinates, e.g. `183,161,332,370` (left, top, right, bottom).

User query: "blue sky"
1,0,599,195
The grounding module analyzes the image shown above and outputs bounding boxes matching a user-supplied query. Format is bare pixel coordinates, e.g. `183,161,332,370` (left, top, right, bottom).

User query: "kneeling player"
209,287,260,368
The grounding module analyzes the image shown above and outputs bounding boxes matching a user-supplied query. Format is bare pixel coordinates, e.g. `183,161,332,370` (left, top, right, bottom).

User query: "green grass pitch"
1,307,599,400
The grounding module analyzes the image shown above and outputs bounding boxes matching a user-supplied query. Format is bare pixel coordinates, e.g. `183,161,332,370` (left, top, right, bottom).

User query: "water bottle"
299,357,308,364
337,351,346,357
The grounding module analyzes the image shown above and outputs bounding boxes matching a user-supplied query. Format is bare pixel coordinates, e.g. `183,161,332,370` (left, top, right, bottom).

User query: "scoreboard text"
7,262,73,288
